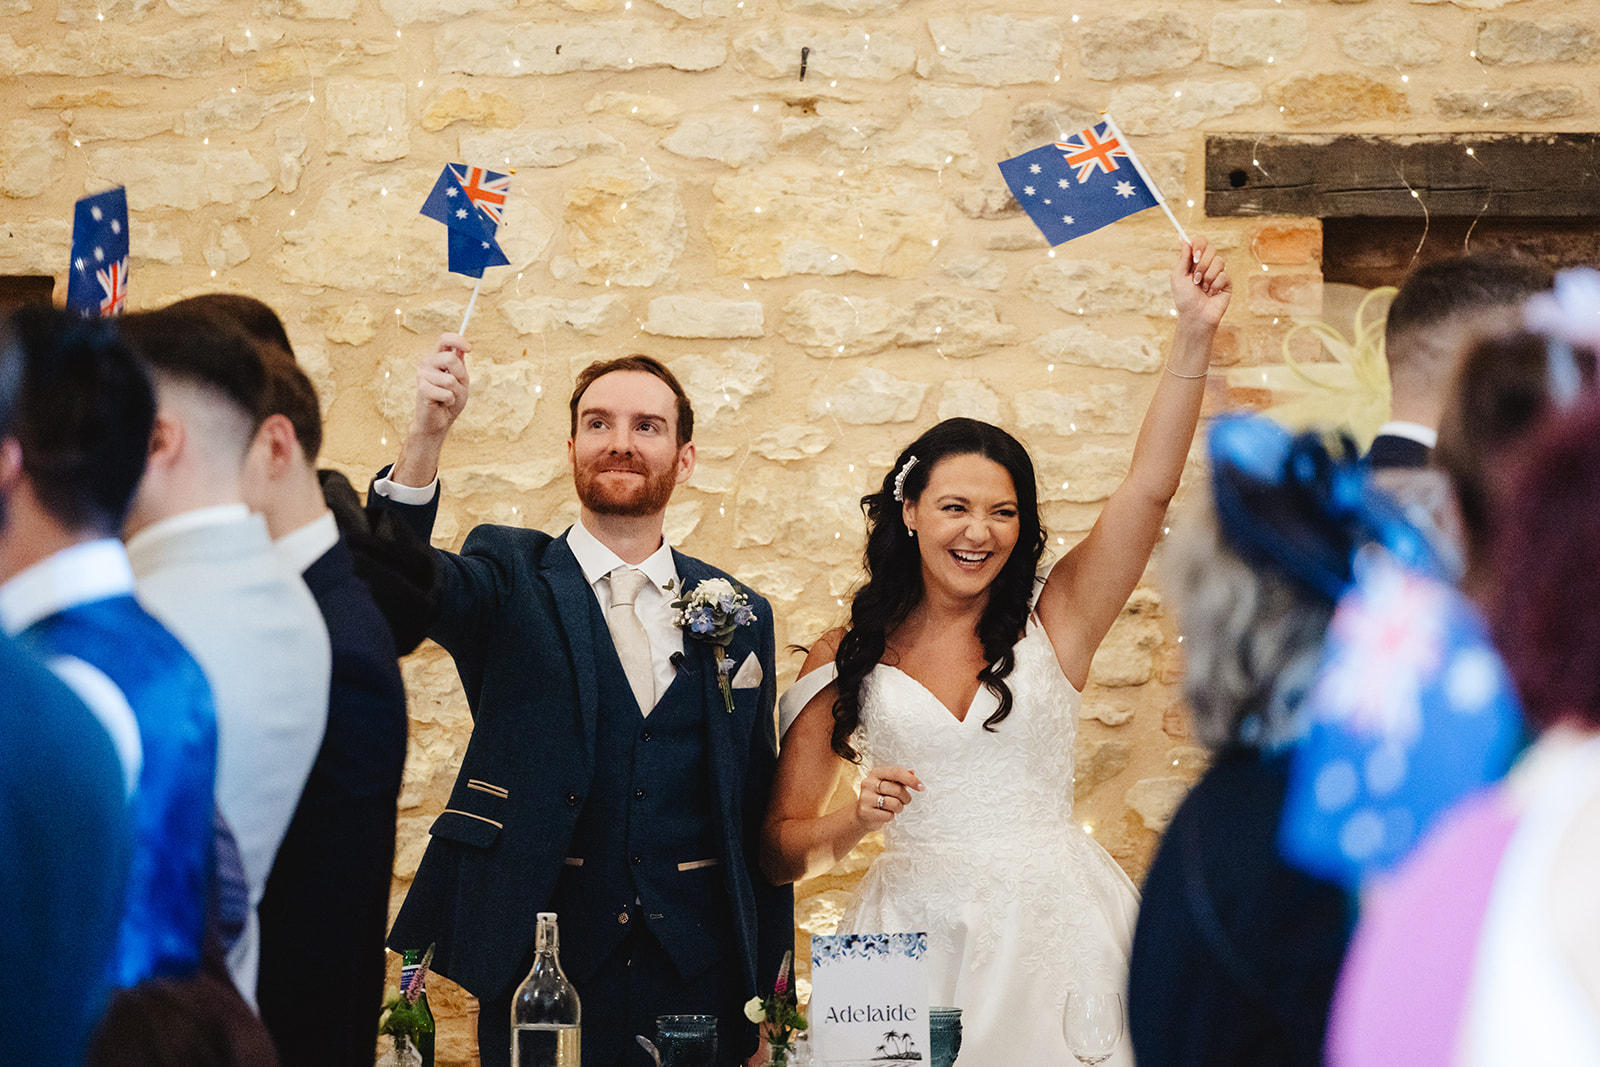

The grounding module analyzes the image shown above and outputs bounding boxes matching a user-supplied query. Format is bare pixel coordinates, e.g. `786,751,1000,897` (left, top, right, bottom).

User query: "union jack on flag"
1054,123,1131,184
449,165,511,226
97,257,129,316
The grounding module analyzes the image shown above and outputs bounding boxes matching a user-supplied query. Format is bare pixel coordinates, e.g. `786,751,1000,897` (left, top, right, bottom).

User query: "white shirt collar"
1376,421,1438,449
565,516,678,593
0,539,137,636
125,503,252,558
272,511,340,576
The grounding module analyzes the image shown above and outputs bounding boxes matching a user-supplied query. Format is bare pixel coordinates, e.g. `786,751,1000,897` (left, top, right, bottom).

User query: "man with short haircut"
376,335,789,1067
0,307,216,992
118,308,331,1007
228,319,409,1067
1373,255,1553,469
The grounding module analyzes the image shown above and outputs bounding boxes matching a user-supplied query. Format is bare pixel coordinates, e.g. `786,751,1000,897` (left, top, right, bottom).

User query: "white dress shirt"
0,539,148,796
1374,421,1438,449
271,511,340,575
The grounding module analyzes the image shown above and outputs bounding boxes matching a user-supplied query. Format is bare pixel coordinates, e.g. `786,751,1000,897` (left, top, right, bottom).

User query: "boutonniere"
667,576,757,713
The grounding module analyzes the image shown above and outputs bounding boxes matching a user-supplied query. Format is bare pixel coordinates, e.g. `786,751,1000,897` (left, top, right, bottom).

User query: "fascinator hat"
1206,413,1445,602
1523,265,1600,407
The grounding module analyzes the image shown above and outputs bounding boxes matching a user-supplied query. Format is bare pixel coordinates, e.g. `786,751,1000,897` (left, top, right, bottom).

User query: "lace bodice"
855,618,1080,855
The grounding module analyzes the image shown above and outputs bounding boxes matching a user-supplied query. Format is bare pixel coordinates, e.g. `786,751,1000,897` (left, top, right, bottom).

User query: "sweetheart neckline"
876,663,994,725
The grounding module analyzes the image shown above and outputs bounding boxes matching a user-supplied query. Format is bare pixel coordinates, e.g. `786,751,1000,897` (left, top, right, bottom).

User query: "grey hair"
1160,487,1334,752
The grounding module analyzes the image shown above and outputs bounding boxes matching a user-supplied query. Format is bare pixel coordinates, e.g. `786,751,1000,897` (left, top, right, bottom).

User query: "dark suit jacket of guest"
257,536,409,1067
376,482,791,1017
1365,433,1431,470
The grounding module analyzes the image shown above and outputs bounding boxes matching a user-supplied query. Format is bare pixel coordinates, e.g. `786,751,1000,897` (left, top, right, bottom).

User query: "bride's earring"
908,528,916,538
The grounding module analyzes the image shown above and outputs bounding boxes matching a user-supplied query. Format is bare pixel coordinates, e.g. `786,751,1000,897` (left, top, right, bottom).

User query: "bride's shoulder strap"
778,661,839,741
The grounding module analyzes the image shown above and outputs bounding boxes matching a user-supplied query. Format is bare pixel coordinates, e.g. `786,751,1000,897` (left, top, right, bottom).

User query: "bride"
759,238,1231,1063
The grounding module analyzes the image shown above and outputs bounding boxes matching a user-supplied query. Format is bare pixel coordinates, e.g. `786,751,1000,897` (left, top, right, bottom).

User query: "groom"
376,335,790,1067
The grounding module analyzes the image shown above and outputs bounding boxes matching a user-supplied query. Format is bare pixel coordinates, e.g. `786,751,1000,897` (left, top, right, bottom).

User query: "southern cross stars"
1023,185,1036,196
1114,181,1137,198
1029,163,1041,174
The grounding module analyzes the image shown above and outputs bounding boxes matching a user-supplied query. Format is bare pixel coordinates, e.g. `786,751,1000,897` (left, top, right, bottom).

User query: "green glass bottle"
400,949,437,1067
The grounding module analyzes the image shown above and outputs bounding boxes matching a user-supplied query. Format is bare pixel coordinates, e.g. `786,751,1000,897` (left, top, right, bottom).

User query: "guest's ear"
0,437,21,492
146,411,183,469
251,414,300,480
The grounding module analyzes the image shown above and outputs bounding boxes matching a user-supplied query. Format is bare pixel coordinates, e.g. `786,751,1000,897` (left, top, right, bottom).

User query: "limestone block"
1035,324,1162,374
460,127,624,169
1036,445,1131,504
707,170,945,280
1251,220,1322,265
420,89,521,132
783,0,904,15
1435,86,1582,120
1106,81,1262,136
649,0,740,18
0,121,65,199
1165,745,1211,774
250,37,397,89
937,379,1002,423
275,126,308,194
1014,385,1135,437
1209,10,1307,69
1075,738,1133,791
1081,700,1135,727
131,221,184,266
584,91,682,127
308,302,379,346
954,180,1022,222
226,25,282,57
201,225,250,273
5,26,221,76
910,85,984,121
398,300,472,338
551,165,686,287
733,467,869,558
179,89,302,138
795,889,853,936
325,79,409,163
1,0,30,12
1247,271,1324,317
259,0,357,17
662,115,773,167
687,464,735,494
293,341,337,415
1088,612,1163,687
1079,13,1202,81
777,115,979,177
645,296,765,338
920,15,1063,86
733,563,809,604
1162,704,1191,740
1003,99,1104,159
1023,260,1170,317
734,27,916,82
1411,0,1530,7
778,290,906,357
27,87,150,108
56,0,155,22
943,256,1006,291
895,294,1015,358
1477,18,1599,65
1127,776,1191,832
810,368,925,424
664,502,703,546
277,174,435,295
986,230,1049,252
87,147,273,211
65,110,173,143
436,21,727,76
0,218,70,275
669,349,773,420
381,358,542,443
503,295,628,336
380,0,507,20
1270,73,1408,126
1338,11,1442,67
752,425,831,462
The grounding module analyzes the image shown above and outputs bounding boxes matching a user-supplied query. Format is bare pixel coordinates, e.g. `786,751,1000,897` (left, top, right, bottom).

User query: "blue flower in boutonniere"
667,577,757,713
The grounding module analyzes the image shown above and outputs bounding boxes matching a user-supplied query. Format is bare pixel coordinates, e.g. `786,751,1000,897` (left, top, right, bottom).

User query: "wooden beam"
1205,133,1600,218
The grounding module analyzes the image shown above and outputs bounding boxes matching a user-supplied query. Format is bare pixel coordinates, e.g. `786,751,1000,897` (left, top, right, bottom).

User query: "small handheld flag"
66,187,130,318
998,115,1187,248
419,163,512,333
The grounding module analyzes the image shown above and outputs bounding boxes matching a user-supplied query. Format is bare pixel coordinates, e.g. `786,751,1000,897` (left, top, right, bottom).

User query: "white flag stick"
459,273,484,335
1101,111,1190,248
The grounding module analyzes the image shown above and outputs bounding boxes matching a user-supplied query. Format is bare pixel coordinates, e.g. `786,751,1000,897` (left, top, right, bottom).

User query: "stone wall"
4,0,1587,1061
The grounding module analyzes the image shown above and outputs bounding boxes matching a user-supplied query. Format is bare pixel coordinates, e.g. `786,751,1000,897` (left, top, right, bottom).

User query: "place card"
808,933,930,1067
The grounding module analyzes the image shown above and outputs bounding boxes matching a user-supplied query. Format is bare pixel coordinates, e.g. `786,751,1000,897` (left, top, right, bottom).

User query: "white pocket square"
731,652,763,689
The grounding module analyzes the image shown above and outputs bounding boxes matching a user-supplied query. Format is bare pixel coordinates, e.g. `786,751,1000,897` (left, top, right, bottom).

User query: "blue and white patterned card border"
812,932,927,965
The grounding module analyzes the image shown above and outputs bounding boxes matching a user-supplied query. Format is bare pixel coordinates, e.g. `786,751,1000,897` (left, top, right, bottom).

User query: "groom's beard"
574,455,678,516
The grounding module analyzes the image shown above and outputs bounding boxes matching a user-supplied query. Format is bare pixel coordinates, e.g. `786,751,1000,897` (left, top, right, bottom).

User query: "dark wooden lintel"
1205,133,1600,219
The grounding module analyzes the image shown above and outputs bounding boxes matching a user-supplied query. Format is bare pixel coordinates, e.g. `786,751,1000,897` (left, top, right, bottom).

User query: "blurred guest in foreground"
118,308,331,1006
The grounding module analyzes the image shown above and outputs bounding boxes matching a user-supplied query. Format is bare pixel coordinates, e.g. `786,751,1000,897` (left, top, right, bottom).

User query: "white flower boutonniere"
667,577,757,713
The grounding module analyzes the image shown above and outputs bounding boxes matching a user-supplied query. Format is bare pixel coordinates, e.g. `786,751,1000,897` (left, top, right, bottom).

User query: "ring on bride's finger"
875,794,884,809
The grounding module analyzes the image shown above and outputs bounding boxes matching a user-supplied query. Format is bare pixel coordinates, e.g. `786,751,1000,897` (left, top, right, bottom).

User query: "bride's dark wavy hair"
830,418,1047,761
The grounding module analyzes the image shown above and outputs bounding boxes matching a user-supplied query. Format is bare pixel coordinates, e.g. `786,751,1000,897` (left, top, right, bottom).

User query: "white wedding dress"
795,619,1140,1065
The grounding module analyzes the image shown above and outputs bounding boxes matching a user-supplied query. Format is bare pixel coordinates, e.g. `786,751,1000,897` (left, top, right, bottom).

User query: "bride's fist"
858,766,923,827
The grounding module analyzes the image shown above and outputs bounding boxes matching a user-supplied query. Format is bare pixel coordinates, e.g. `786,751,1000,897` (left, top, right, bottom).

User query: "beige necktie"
605,567,656,714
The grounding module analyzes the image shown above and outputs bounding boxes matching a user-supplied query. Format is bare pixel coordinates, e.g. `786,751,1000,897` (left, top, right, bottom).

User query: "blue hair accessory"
1207,413,1444,602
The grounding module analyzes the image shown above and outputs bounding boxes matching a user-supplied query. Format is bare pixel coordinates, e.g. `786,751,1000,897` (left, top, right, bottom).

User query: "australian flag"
998,120,1161,246
66,186,130,318
419,163,511,278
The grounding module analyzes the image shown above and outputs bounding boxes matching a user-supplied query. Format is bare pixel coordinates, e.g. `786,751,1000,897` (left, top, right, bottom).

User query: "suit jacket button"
565,793,579,806
640,729,652,742
634,787,646,799
618,910,630,925
631,854,642,865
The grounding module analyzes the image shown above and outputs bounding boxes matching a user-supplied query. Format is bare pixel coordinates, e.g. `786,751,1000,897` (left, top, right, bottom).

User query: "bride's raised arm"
1035,236,1231,690
760,631,923,886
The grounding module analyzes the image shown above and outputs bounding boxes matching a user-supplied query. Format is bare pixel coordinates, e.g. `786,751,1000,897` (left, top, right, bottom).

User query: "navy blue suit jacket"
258,536,408,1067
1365,433,1431,470
377,484,790,1016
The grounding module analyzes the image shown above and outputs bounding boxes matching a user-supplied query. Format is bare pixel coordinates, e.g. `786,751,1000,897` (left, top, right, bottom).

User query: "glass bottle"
511,912,582,1067
399,949,437,1067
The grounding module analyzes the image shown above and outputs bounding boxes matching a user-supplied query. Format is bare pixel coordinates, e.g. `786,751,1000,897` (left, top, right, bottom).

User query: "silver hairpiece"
891,455,919,502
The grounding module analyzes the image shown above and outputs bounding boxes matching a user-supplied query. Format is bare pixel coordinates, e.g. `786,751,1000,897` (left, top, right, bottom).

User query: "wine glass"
1062,992,1124,1065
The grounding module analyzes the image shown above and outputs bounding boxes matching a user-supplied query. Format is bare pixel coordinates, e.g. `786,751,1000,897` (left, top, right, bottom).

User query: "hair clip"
891,455,919,503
